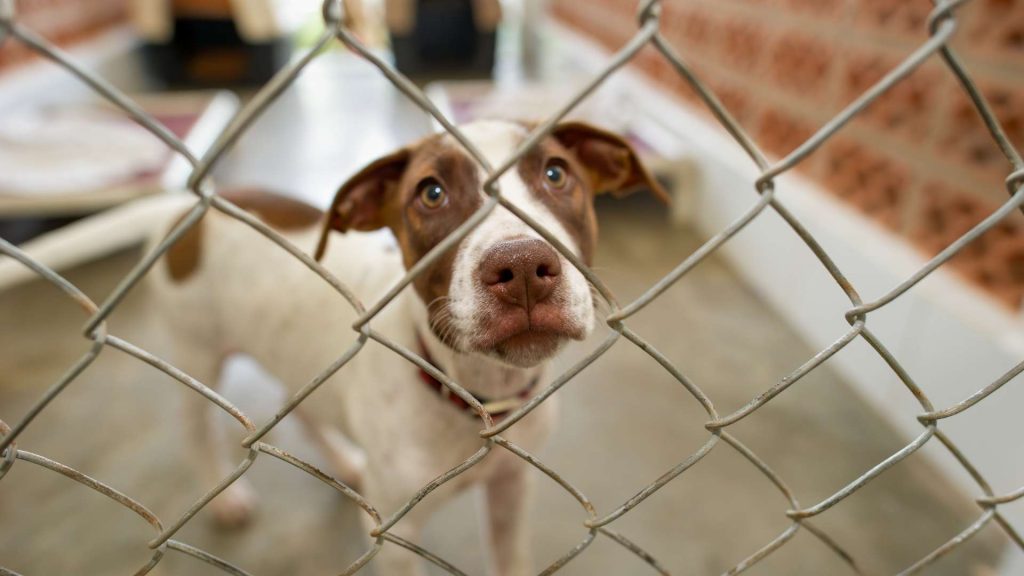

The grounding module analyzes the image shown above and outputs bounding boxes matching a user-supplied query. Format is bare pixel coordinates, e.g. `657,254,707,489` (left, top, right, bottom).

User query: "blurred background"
1,0,1023,574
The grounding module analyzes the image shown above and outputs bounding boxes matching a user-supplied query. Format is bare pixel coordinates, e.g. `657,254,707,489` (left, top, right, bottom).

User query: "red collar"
417,336,537,421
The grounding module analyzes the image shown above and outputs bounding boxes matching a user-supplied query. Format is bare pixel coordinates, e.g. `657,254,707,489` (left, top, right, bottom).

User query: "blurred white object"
233,0,321,42
129,0,173,42
0,192,195,292
129,0,320,43
0,107,167,196
0,90,237,217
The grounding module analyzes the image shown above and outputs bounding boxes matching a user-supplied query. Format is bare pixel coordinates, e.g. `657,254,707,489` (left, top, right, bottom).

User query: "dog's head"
316,120,666,367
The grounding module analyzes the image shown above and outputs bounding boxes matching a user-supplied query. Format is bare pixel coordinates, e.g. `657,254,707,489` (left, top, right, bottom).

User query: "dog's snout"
480,238,562,309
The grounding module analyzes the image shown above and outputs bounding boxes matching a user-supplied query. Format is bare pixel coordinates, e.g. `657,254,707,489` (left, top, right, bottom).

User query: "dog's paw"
333,446,366,492
209,480,257,529
321,429,367,491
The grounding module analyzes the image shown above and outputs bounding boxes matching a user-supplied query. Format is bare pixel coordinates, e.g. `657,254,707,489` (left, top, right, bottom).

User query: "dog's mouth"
473,304,586,367
426,302,586,367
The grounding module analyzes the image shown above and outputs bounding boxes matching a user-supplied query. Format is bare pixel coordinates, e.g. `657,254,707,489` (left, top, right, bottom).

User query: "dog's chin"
473,316,587,368
488,330,568,367
429,325,582,367
427,303,589,367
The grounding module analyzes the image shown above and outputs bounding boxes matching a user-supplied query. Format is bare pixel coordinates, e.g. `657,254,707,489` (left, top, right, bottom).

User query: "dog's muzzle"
472,237,584,365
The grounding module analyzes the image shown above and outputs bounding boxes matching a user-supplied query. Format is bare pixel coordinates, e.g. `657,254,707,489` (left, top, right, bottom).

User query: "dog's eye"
543,160,570,190
418,179,446,209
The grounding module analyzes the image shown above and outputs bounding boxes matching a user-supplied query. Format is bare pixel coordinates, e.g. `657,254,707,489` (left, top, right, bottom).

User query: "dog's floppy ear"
552,121,669,203
315,147,411,261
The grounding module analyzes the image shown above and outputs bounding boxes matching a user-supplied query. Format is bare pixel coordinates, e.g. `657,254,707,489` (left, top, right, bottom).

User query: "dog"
149,119,665,576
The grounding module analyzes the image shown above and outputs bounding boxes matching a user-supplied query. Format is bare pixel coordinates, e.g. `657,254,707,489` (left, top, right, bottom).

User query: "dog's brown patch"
392,138,483,340
316,134,484,347
166,190,322,283
222,188,323,230
165,212,204,282
517,137,599,265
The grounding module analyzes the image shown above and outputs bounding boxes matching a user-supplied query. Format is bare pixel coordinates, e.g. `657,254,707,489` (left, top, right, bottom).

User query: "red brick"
937,79,1024,190
820,138,911,230
912,182,1024,308
854,0,933,39
0,41,30,69
716,79,754,123
662,57,709,108
914,183,995,254
785,0,843,17
592,0,633,20
632,45,662,78
963,0,1024,57
842,53,941,142
554,11,587,38
717,15,767,74
552,0,629,51
648,49,695,103
673,4,716,54
755,106,816,160
765,32,834,99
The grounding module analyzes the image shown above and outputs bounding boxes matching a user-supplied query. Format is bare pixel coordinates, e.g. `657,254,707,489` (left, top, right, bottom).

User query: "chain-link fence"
1,0,1022,574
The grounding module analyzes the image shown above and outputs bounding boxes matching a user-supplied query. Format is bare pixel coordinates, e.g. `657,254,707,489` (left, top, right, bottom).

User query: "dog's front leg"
292,404,366,490
176,347,258,528
484,462,535,576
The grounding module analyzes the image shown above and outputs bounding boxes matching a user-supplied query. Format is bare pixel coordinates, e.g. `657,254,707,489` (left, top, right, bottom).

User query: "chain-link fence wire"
1,0,1023,573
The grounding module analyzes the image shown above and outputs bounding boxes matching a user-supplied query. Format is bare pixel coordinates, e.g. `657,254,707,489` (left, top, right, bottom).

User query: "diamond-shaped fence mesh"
1,0,1022,574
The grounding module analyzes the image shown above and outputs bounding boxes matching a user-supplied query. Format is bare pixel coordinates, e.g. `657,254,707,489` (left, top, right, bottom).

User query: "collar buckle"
482,397,524,415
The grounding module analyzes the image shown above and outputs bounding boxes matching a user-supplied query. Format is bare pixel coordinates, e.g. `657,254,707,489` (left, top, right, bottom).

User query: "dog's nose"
480,238,562,309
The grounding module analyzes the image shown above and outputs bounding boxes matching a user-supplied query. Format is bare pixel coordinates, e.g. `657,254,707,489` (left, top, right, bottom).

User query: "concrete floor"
0,197,1008,576
0,41,1012,576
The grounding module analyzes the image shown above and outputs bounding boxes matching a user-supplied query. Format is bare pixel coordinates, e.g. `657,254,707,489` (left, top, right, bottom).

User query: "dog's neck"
406,295,546,400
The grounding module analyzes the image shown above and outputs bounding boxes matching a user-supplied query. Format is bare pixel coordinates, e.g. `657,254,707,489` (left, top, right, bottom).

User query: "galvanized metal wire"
1,0,1023,574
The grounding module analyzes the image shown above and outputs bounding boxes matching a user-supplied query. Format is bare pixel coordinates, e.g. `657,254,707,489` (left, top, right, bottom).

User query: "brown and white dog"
149,119,664,576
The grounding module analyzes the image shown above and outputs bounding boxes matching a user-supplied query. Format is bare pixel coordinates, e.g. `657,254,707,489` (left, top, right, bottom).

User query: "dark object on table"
134,0,292,88
140,19,290,88
387,0,501,80
0,216,80,246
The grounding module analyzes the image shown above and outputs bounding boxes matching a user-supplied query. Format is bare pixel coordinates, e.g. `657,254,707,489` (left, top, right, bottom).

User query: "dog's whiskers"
427,299,467,351
426,296,450,314
587,280,612,318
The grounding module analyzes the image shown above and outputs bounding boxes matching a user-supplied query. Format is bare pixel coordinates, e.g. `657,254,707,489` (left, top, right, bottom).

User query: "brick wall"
0,0,128,70
552,0,1024,309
